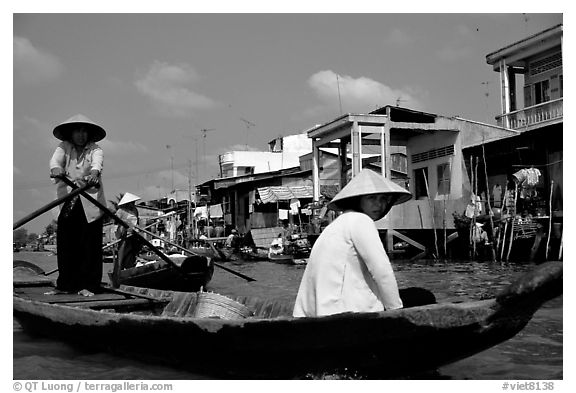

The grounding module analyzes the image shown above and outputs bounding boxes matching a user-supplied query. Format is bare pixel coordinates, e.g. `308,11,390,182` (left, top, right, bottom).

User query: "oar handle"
13,183,92,230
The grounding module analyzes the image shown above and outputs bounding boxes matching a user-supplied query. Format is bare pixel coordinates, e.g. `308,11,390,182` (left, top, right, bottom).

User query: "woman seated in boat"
293,169,412,317
225,229,240,251
268,233,285,256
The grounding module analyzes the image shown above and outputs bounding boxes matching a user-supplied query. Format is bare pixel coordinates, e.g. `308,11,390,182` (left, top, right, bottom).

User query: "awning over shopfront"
257,186,313,204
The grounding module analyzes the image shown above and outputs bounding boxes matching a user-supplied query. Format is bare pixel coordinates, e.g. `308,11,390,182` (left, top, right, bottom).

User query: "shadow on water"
13,252,562,380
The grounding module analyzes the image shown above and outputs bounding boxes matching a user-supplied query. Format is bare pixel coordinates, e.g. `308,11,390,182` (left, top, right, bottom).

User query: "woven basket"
192,292,253,319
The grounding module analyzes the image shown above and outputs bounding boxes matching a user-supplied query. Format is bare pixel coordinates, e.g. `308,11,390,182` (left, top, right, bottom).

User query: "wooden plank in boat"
61,298,162,309
15,286,129,303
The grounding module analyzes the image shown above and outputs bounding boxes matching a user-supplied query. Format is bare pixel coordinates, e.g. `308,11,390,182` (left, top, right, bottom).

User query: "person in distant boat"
115,192,142,270
269,233,285,256
225,228,240,251
48,114,107,297
293,169,411,317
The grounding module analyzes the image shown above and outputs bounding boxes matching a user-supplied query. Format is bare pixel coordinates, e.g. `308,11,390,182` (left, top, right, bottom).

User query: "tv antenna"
200,128,216,180
240,118,256,149
481,81,491,123
396,96,408,107
336,73,343,115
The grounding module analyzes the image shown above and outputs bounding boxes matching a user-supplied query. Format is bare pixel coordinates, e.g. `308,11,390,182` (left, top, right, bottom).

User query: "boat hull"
13,261,562,378
113,255,214,292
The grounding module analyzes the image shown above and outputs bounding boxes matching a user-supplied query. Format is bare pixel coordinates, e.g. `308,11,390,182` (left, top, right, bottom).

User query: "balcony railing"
496,98,563,130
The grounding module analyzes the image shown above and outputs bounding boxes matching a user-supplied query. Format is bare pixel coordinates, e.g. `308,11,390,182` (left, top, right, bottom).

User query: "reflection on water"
13,257,562,380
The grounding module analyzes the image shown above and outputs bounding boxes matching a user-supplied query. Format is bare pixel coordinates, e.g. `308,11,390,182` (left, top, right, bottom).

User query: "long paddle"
13,183,92,230
135,226,257,282
57,175,256,282
54,176,186,276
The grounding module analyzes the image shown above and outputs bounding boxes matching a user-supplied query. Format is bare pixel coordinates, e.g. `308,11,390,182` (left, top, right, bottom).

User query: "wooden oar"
13,183,92,230
57,175,256,282
135,226,257,282
54,176,185,275
102,221,157,250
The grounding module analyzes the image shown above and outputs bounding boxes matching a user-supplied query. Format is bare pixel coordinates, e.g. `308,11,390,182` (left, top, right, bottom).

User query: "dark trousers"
118,236,141,269
56,199,103,292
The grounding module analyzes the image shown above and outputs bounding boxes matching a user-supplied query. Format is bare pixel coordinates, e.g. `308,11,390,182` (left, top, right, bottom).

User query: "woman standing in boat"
48,114,107,297
115,192,141,269
293,169,411,317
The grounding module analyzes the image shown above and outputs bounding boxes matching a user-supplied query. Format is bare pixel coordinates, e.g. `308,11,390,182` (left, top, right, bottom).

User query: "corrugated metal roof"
257,186,313,204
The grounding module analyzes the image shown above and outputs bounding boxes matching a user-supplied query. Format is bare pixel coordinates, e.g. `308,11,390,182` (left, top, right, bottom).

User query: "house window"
437,163,451,195
534,80,550,104
414,167,429,199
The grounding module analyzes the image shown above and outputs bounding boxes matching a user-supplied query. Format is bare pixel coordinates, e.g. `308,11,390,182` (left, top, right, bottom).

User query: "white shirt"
49,141,106,223
293,211,403,317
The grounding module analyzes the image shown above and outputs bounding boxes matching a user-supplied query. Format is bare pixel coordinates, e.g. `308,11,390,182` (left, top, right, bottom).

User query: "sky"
10,8,564,234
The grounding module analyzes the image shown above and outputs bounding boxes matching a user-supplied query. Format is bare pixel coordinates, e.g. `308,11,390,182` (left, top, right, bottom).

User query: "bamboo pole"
506,182,519,261
499,219,508,262
558,229,563,260
468,157,475,258
443,198,447,258
481,143,497,262
472,157,478,259
422,169,439,259
545,180,554,260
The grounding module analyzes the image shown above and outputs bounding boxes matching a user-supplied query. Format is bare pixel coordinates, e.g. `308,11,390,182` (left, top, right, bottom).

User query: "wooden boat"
13,261,562,379
267,252,295,264
111,253,214,292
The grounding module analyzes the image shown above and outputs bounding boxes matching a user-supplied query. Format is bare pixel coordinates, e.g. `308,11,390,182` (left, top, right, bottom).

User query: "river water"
12,252,563,380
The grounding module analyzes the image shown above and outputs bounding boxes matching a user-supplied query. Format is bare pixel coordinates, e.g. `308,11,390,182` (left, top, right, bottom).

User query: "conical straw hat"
53,114,107,142
118,192,141,206
327,169,412,212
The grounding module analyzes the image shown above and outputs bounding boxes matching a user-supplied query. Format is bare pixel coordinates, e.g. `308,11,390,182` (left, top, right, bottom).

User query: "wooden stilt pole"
422,169,439,259
558,229,563,260
443,198,447,258
469,156,475,259
545,180,554,260
472,157,478,259
506,182,518,261
481,143,496,262
500,219,508,262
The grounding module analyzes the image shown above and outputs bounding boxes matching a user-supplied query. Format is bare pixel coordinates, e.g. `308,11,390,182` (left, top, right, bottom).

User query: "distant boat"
110,253,214,292
13,260,562,378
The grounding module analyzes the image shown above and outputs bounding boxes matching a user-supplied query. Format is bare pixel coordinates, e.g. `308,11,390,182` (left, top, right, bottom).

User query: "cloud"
383,28,415,46
435,24,478,62
135,61,218,117
13,36,64,85
225,144,261,152
99,138,148,156
436,45,475,62
307,70,424,113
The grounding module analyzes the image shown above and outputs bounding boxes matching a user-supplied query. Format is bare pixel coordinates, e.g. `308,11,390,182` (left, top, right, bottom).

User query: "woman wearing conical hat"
293,169,412,317
48,114,107,297
111,192,142,286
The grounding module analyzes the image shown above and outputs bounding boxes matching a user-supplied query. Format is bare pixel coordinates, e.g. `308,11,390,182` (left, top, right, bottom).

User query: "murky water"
13,252,562,380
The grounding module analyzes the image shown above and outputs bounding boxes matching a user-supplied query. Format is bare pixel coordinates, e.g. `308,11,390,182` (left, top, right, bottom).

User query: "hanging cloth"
278,209,289,220
194,206,208,218
209,204,223,218
290,198,301,215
